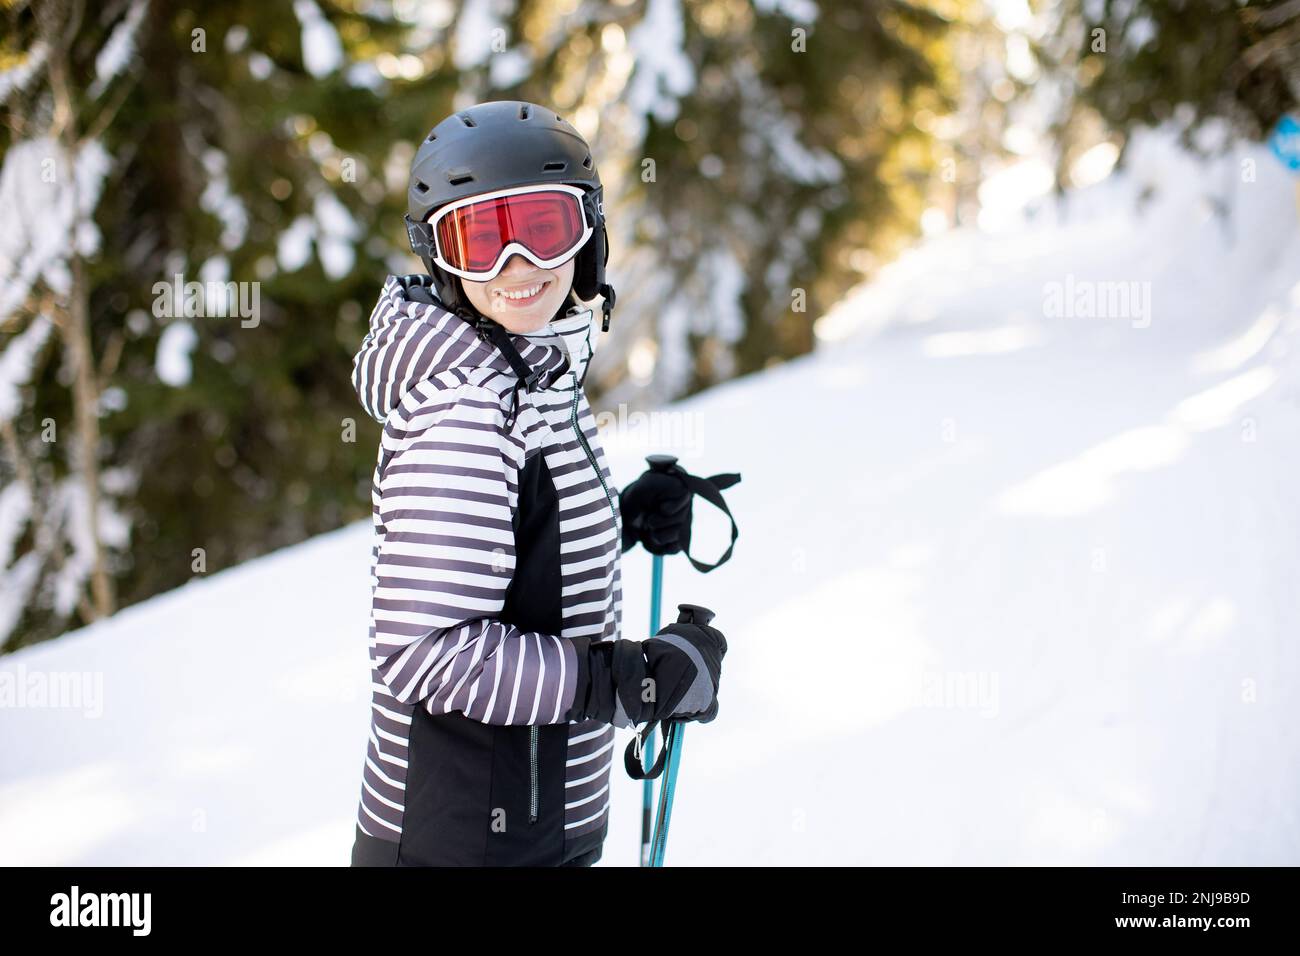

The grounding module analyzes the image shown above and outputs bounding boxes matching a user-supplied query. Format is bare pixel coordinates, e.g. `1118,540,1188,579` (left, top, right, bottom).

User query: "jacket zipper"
521,385,611,829
570,387,617,521
528,725,540,824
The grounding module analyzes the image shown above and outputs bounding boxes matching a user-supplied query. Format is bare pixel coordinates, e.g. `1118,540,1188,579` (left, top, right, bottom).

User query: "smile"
494,280,549,304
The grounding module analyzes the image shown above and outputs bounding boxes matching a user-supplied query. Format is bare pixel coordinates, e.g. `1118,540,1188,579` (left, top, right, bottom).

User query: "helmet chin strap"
405,272,595,428
598,282,615,331
462,306,542,392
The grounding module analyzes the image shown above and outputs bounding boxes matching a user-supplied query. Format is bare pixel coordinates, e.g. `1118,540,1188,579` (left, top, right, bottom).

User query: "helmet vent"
542,160,566,171
425,131,437,142
448,172,474,186
414,180,429,194
519,104,530,120
458,113,477,128
583,154,593,169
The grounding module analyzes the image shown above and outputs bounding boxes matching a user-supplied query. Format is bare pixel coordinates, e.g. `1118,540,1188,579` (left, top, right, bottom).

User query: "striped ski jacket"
349,274,624,866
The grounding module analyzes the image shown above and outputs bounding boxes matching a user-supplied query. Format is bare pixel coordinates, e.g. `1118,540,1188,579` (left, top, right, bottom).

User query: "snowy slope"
3,130,1299,866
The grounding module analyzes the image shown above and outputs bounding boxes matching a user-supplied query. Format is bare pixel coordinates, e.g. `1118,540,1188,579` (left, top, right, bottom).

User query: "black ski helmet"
405,100,616,330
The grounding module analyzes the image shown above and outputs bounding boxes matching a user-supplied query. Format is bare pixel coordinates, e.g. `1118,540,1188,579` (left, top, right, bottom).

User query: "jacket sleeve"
369,385,579,725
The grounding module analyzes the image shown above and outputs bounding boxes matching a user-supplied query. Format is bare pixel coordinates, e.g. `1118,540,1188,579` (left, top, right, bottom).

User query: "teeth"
497,281,546,300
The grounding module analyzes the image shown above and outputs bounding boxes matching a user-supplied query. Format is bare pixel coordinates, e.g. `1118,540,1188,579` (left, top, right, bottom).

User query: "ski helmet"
405,100,616,330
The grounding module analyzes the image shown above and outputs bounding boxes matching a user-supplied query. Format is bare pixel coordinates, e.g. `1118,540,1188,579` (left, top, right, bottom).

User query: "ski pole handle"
675,603,715,627
646,453,679,473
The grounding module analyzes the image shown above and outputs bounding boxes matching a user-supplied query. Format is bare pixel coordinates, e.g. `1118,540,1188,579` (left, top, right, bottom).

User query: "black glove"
567,617,728,727
618,467,693,556
643,618,727,723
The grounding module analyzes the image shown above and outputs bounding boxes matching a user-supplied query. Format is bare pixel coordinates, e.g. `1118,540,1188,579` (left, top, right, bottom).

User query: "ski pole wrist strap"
624,720,674,780
682,472,741,573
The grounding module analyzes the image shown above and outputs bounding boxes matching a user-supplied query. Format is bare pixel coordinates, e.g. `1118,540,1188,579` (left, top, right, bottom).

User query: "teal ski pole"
648,603,714,866
639,551,663,867
626,454,741,867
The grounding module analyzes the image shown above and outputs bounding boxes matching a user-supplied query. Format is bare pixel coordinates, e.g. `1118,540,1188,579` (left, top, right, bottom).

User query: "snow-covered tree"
1035,0,1299,179
0,0,147,648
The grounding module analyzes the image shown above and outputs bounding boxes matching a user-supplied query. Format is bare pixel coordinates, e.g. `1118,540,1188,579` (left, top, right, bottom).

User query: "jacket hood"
352,274,598,423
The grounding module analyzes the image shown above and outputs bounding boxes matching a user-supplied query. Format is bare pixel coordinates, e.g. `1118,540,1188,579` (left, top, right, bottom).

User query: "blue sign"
1269,114,1300,174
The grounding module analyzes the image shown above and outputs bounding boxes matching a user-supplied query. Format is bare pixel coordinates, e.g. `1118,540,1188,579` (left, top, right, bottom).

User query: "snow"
0,483,31,571
0,553,40,650
0,314,53,424
270,193,360,279
50,478,131,620
743,76,843,186
294,0,344,78
196,147,249,252
198,255,230,288
318,237,354,280
0,138,111,319
0,41,48,100
977,156,1055,231
276,215,317,272
0,482,36,646
89,0,148,99
98,386,128,414
393,0,455,30
344,61,385,90
2,128,1299,865
624,0,695,126
451,0,500,72
154,321,197,387
313,191,359,280
753,0,819,21
490,49,532,89
247,52,274,81
224,25,249,54
703,247,746,345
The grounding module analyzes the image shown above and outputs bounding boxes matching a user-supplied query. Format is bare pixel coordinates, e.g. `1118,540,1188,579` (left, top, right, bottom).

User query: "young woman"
348,101,728,867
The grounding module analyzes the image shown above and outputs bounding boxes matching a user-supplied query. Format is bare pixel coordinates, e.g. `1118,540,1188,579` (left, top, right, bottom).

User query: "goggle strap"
405,215,434,259
582,186,603,222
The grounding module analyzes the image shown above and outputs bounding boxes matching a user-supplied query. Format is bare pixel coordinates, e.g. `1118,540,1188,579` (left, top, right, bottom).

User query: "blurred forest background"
0,0,1296,652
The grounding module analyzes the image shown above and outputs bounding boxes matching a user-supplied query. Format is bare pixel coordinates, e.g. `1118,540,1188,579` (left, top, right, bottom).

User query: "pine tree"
1042,0,1298,164
0,0,418,649
0,0,135,647
2,0,973,649
449,0,965,402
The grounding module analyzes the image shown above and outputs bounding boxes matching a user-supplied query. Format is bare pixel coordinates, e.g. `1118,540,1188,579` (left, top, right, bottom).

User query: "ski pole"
639,550,663,867
624,454,741,867
638,454,675,867
648,603,715,867
650,723,681,867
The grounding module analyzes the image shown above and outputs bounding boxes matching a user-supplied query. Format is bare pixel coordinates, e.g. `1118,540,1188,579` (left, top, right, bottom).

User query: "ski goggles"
406,183,597,282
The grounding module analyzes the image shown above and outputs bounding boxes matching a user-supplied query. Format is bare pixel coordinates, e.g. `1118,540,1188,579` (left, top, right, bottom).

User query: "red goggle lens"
435,191,586,274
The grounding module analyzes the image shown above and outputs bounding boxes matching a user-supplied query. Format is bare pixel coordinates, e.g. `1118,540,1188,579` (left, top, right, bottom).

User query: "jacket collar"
512,304,598,389
353,275,596,423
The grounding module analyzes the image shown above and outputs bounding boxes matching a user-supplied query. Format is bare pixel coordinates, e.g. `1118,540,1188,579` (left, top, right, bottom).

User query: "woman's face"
462,254,576,334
